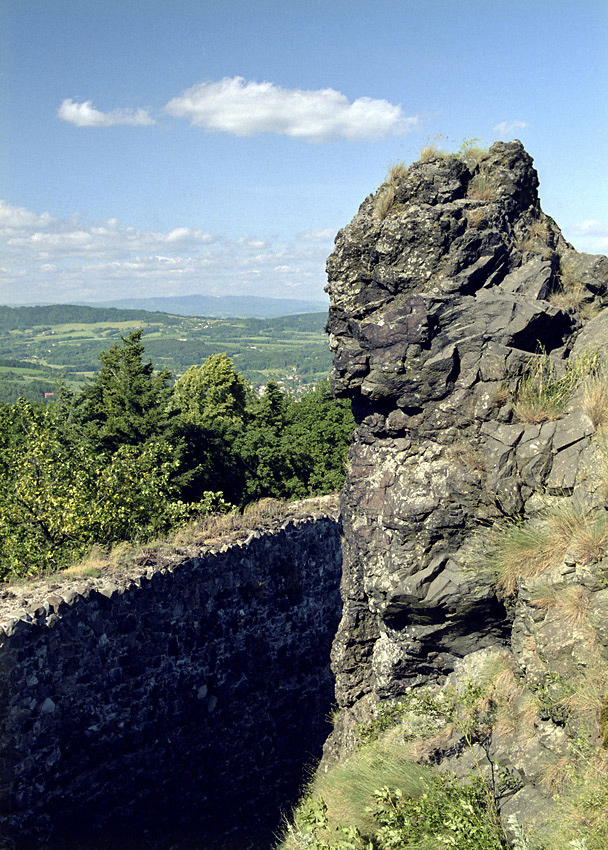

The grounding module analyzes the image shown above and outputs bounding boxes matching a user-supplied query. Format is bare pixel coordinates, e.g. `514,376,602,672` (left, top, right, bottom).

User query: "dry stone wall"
0,498,342,850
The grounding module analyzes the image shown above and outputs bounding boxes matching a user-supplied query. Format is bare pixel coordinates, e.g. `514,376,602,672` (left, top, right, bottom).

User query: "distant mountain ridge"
76,294,329,319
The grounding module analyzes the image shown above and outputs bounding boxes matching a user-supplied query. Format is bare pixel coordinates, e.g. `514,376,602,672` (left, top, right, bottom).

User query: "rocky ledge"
323,141,608,844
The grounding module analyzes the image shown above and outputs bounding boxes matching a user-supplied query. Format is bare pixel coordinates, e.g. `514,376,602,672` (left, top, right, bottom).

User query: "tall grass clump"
373,184,396,221
582,377,608,432
468,172,496,201
458,138,489,166
514,350,600,424
492,503,608,595
280,737,508,849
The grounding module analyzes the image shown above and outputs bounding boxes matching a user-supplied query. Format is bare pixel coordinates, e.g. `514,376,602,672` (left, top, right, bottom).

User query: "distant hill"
77,294,329,319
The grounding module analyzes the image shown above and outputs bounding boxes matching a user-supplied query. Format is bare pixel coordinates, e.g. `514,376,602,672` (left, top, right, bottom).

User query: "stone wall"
0,497,342,850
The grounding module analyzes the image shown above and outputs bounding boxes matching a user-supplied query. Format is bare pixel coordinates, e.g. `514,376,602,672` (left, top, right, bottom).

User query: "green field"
0,304,332,403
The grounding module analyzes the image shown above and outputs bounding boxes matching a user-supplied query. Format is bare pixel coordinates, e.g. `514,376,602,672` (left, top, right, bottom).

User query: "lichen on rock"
323,141,608,846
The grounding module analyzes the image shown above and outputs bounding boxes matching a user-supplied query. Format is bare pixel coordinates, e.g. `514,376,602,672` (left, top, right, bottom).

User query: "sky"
1,0,607,306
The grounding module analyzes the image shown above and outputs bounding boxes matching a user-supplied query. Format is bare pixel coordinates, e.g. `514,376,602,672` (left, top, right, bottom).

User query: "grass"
458,138,489,165
513,349,600,424
547,255,601,319
419,142,448,161
372,161,409,221
280,740,435,848
467,206,490,229
582,377,608,431
467,172,496,201
491,503,608,595
529,585,592,627
372,185,396,221
280,737,508,850
387,161,408,182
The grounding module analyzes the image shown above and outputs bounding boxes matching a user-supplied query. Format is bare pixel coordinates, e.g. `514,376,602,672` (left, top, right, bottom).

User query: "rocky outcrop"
323,141,608,842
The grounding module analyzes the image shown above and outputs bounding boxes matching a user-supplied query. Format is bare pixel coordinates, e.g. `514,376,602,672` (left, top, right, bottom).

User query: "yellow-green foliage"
281,741,435,848
281,741,507,850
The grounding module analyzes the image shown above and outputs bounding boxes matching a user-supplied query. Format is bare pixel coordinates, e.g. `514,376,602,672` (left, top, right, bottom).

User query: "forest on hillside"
0,331,354,580
0,304,332,403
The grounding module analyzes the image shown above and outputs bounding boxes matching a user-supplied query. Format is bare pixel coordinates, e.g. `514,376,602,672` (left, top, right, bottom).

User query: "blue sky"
1,0,607,306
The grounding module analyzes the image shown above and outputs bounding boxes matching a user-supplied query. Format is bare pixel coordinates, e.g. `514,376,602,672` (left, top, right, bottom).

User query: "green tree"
76,329,173,452
284,379,354,494
168,354,248,504
237,381,304,502
0,399,192,578
171,353,247,426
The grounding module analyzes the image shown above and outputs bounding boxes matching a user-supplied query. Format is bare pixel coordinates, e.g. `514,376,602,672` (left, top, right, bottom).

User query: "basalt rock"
323,142,608,840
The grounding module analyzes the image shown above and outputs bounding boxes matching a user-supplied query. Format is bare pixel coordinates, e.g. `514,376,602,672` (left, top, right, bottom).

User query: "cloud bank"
57,99,155,127
0,201,333,304
164,77,418,142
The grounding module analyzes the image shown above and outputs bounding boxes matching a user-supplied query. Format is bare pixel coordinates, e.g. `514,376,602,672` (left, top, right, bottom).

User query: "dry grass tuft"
387,161,408,182
406,725,455,762
514,349,599,424
466,206,489,229
549,283,587,314
517,218,552,255
541,756,576,794
419,142,447,161
373,185,396,221
492,503,607,595
493,522,565,595
467,172,496,200
494,692,538,739
458,139,489,166
582,377,608,432
547,586,591,627
447,441,485,472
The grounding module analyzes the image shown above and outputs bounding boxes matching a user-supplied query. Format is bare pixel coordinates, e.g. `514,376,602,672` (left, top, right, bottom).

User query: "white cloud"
57,99,155,127
566,219,608,252
165,77,418,142
0,200,330,303
493,120,529,137
299,227,335,243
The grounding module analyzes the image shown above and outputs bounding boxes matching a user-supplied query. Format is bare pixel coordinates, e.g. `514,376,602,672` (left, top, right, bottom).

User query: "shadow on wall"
0,515,342,850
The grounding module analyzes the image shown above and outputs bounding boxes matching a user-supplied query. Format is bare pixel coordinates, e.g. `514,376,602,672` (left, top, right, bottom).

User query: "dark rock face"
0,502,342,850
323,141,608,761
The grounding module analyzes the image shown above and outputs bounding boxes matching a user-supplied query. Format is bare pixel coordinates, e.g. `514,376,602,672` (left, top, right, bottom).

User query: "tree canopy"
0,333,354,579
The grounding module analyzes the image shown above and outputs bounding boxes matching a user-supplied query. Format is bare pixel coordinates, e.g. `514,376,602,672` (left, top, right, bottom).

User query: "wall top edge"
0,494,341,637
